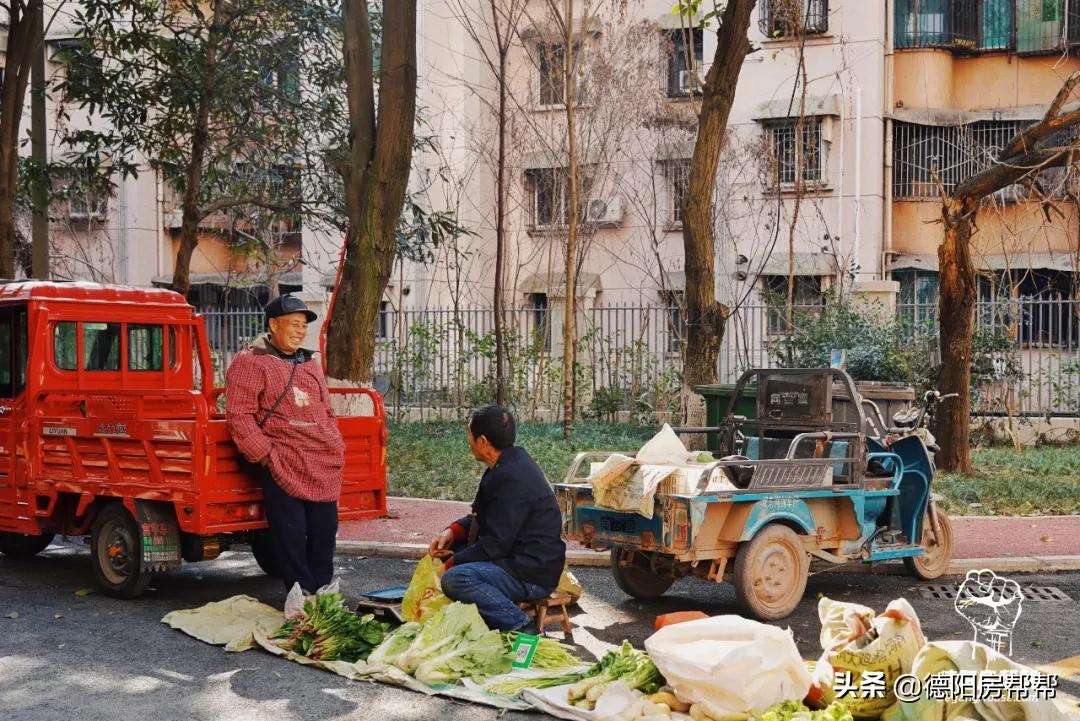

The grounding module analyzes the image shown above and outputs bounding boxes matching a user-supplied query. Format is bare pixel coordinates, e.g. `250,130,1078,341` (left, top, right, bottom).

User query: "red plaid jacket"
225,334,346,502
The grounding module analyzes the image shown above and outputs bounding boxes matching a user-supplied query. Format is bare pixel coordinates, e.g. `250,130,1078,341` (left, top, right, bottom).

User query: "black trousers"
259,467,338,594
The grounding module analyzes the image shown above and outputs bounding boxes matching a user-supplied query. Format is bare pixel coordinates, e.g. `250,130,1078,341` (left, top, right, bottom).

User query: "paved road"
2,543,1079,721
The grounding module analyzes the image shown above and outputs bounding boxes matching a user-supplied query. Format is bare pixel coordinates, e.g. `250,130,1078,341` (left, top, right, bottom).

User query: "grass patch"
938,446,1080,516
388,421,1080,515
387,420,657,501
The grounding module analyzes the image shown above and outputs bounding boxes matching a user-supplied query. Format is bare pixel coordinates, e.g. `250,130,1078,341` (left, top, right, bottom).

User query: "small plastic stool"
518,591,574,637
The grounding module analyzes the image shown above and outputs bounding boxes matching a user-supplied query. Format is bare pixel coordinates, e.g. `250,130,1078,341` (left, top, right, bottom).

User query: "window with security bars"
665,28,704,97
764,118,825,187
661,159,691,227
525,168,569,229
758,0,828,37
763,275,823,335
893,120,1079,200
536,42,584,106
896,0,1076,54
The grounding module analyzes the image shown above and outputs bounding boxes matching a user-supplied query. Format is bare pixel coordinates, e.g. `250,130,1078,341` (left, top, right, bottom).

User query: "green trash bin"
694,383,757,452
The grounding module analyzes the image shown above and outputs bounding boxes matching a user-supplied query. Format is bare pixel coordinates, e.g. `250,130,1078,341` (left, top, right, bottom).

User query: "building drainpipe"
883,0,896,281
854,85,862,282
117,171,128,284
156,169,166,281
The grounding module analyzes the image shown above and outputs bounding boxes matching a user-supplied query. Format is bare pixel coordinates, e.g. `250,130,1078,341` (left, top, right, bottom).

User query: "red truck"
0,281,386,597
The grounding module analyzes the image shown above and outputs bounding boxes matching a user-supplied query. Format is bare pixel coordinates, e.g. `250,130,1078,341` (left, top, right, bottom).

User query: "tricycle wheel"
250,529,282,578
0,532,55,558
610,548,675,600
733,524,808,620
90,504,152,599
904,508,953,580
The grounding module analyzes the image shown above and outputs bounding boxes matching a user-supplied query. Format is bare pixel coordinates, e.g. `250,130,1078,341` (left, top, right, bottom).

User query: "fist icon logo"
954,569,1023,657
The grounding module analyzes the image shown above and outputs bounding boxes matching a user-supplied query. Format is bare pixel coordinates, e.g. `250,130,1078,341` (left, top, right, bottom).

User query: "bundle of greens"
484,640,664,705
757,700,853,721
504,632,582,670
414,627,512,685
271,592,388,663
566,641,665,710
393,602,491,675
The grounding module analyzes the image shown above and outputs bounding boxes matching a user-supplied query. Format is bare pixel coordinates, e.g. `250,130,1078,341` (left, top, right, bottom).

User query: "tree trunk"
0,2,39,279
326,0,417,383
170,2,224,297
935,199,977,473
560,0,579,440
493,4,509,406
681,0,754,426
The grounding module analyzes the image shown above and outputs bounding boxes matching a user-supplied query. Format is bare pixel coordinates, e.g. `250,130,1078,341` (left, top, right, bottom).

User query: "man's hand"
429,528,455,557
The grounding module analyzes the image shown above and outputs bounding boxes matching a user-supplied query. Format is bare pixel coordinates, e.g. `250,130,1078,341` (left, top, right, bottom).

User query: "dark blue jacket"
451,446,566,590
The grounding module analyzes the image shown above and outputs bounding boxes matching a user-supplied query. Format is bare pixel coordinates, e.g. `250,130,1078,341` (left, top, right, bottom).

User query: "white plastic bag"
637,424,690,466
881,641,1066,721
644,615,811,718
283,578,341,620
812,597,925,720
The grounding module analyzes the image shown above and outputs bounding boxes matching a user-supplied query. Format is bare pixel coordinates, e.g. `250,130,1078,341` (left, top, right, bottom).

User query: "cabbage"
758,700,853,721
413,629,513,685
394,602,490,674
367,621,422,667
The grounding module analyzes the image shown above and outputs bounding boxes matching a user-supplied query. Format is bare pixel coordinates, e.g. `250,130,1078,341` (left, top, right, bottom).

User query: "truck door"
0,305,28,531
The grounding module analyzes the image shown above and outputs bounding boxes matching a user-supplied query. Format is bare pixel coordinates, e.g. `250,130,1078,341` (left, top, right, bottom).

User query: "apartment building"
409,0,1078,335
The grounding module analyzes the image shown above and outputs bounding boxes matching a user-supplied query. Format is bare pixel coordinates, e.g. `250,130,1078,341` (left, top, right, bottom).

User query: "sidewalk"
338,497,1080,573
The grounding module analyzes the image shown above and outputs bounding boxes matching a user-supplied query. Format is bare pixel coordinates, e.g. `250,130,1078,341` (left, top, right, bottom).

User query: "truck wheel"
0,532,55,558
610,548,675,600
905,509,954,580
90,504,152,599
733,524,808,620
250,529,282,578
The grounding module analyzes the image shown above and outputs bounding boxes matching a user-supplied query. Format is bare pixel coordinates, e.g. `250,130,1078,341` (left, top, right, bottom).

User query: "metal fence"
198,299,1080,419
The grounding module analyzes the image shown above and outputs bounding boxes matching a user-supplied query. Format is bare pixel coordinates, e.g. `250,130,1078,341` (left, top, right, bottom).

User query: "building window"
537,42,583,106
764,117,825,187
50,39,102,101
525,167,570,229
895,270,940,329
895,0,1068,53
763,275,823,334
758,0,829,37
892,120,1076,200
528,292,551,351
661,159,691,228
376,301,389,340
1013,269,1076,347
665,27,704,97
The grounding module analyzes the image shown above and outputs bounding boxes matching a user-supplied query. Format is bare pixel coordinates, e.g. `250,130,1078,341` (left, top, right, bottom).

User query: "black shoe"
517,621,541,636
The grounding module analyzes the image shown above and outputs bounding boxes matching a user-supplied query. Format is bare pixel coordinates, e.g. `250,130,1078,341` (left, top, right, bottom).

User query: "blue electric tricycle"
554,368,954,620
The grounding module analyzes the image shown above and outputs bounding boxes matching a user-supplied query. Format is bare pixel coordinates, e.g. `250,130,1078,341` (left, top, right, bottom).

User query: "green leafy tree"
56,0,313,295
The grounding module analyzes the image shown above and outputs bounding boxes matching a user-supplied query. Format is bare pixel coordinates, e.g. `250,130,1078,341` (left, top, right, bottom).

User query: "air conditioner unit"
585,196,623,226
677,65,709,93
165,209,183,229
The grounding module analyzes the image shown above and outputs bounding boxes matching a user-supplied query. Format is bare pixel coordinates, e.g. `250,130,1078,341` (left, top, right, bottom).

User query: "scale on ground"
354,585,407,623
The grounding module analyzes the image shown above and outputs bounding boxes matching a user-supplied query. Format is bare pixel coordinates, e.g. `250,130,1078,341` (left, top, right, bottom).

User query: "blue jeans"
441,562,551,631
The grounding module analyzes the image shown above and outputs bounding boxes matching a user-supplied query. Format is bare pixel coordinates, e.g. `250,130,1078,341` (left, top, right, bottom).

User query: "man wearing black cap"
226,294,346,594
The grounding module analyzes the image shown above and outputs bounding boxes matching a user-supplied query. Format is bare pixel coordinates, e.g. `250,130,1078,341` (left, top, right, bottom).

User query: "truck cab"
0,282,387,597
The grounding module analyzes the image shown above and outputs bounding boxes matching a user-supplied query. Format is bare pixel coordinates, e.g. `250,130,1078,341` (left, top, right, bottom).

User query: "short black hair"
470,405,516,450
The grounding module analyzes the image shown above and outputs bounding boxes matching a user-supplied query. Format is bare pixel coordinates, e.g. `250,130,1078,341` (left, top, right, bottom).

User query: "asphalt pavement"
2,542,1080,721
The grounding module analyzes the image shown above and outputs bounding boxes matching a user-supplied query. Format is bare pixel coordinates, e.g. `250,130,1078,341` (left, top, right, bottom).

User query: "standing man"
429,405,566,632
226,294,346,594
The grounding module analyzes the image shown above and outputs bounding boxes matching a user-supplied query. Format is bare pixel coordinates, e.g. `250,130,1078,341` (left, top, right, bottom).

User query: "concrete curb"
336,541,1080,574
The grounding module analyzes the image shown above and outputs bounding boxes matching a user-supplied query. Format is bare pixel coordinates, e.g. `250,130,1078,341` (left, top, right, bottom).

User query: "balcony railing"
895,0,1079,55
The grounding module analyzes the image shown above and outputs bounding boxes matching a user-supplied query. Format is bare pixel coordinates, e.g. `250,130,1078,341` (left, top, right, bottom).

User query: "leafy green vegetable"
367,621,422,667
503,632,582,669
414,629,513,685
395,602,490,674
271,592,388,663
759,700,853,721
